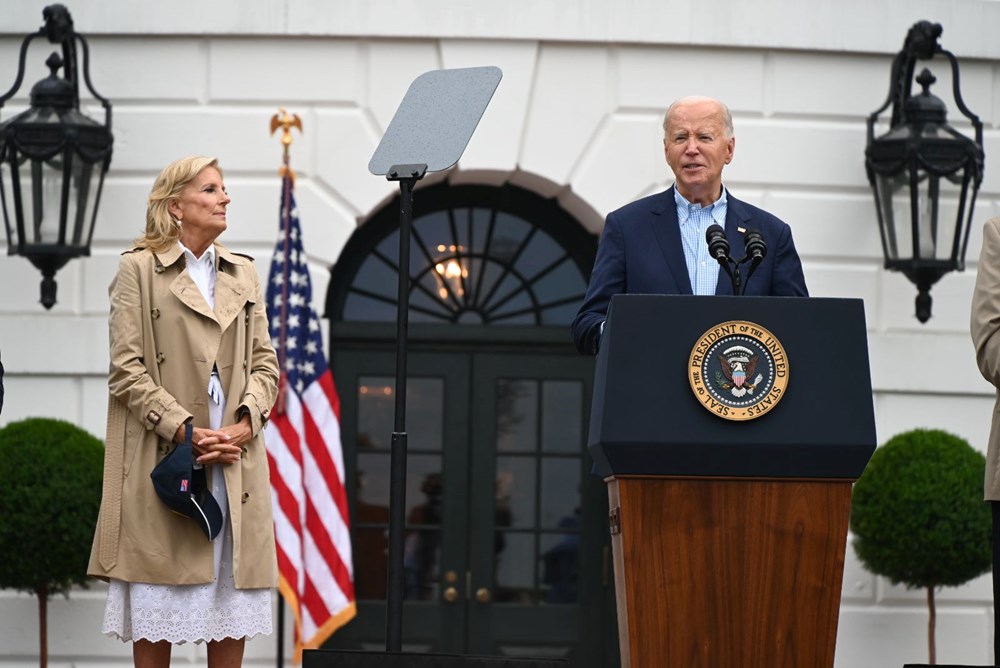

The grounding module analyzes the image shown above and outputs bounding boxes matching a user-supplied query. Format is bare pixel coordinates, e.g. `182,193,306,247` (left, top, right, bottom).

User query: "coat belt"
98,398,127,570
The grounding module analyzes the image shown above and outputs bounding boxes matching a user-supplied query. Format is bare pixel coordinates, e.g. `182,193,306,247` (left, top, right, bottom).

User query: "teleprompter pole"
366,66,501,656
384,163,427,652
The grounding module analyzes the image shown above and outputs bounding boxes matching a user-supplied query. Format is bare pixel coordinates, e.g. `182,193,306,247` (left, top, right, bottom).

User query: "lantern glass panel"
68,158,97,247
875,171,909,261
0,162,12,250
876,166,966,264
1,153,97,252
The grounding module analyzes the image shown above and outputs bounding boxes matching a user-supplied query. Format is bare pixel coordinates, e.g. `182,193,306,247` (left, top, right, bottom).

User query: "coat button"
151,308,160,319
159,444,169,455
154,265,165,274
245,314,250,325
156,352,165,364
242,492,250,503
243,360,247,369
241,446,248,454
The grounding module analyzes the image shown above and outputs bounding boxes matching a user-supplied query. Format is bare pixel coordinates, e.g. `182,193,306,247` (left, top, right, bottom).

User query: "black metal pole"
384,164,426,652
276,598,284,668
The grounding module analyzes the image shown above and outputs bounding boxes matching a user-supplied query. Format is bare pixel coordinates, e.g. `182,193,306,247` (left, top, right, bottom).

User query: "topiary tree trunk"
39,583,48,668
0,418,104,668
850,428,991,665
926,586,935,665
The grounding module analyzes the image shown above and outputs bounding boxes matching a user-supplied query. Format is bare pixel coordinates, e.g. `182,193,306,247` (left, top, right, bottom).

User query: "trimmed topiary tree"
850,428,990,665
0,418,104,668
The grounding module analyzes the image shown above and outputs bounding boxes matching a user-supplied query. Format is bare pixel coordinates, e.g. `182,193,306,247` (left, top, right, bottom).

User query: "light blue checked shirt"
675,187,728,295
597,186,731,345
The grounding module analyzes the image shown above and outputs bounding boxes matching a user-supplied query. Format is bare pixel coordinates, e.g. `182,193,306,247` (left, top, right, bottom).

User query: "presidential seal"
688,320,789,421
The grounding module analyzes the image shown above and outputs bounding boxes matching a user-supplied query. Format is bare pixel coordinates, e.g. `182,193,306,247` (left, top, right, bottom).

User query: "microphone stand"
708,225,765,296
740,256,764,295
711,256,740,295
738,229,767,295
707,224,741,296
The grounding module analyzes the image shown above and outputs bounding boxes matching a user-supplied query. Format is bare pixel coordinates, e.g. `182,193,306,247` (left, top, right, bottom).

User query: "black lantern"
0,4,113,309
866,21,983,323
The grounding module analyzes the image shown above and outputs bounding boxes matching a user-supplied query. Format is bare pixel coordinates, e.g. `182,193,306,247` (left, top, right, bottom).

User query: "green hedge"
850,428,990,588
0,418,104,597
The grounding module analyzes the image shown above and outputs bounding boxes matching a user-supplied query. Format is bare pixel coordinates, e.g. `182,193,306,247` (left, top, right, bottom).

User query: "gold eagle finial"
270,107,303,183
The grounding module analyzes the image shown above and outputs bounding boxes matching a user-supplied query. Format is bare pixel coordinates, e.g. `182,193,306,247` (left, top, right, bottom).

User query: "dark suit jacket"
571,186,809,355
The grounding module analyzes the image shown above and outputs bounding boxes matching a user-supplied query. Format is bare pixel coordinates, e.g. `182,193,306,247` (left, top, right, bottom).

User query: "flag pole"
269,107,302,668
270,107,302,417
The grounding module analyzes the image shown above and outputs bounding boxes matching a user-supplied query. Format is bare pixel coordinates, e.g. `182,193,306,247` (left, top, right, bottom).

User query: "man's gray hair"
662,96,734,139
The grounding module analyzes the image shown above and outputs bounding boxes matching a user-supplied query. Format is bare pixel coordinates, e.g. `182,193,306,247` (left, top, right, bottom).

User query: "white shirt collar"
178,241,216,266
674,186,728,223
177,241,217,309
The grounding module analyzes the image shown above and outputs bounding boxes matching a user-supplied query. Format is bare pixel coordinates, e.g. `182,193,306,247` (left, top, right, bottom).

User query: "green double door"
329,348,616,665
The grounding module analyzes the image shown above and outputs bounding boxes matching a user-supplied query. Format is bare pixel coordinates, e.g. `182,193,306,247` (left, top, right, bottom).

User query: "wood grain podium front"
609,476,851,667
589,296,876,668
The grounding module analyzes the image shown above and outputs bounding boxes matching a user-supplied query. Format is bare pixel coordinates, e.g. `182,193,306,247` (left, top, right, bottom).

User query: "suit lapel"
715,193,752,296
649,187,693,295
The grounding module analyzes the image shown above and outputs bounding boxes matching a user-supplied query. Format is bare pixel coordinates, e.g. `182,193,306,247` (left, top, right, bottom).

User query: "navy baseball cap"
150,423,223,540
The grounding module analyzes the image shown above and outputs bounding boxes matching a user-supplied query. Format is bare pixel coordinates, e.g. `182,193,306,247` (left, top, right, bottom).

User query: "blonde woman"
89,156,279,668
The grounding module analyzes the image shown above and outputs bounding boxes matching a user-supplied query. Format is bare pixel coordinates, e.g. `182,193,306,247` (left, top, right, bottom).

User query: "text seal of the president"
688,320,789,421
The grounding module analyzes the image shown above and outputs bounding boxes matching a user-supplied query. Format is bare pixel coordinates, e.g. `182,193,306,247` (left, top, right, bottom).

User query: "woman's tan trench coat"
972,217,1000,501
88,243,280,588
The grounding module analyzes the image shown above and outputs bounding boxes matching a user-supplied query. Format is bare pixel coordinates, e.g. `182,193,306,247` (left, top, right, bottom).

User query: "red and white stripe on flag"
265,177,355,660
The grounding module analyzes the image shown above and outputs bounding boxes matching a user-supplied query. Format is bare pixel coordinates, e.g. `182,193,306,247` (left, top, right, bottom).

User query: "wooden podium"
590,296,876,668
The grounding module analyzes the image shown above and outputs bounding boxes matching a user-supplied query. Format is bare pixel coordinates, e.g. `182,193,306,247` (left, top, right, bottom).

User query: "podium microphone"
705,224,730,266
744,228,767,267
741,228,767,295
705,224,739,294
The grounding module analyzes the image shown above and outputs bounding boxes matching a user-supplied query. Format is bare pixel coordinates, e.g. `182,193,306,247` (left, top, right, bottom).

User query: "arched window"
321,181,612,662
326,183,596,327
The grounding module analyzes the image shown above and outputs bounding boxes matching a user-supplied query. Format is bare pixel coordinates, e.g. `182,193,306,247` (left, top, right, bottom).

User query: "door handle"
475,587,491,604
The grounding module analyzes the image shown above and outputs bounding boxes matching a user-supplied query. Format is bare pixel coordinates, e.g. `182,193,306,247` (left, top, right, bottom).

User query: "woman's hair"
134,155,223,252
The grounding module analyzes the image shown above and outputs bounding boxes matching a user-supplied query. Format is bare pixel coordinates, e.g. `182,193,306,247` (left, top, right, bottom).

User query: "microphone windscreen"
705,223,726,244
744,228,767,261
705,224,730,263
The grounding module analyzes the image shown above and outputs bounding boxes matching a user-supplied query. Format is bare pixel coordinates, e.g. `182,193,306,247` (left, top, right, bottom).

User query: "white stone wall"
1,0,999,665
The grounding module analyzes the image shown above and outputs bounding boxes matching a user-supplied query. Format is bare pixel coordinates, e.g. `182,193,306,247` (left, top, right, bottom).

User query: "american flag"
264,176,356,659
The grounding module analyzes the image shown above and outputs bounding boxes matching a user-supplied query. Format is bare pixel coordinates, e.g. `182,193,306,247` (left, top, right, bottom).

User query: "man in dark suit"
572,96,809,355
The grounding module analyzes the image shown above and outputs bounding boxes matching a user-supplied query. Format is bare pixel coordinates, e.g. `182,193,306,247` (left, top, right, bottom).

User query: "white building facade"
2,0,1000,665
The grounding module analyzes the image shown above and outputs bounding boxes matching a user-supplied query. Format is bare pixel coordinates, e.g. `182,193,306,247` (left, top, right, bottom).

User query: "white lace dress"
102,382,273,643
102,246,272,643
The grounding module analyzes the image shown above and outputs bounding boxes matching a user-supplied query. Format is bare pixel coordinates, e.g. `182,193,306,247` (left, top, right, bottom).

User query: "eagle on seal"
718,346,759,391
